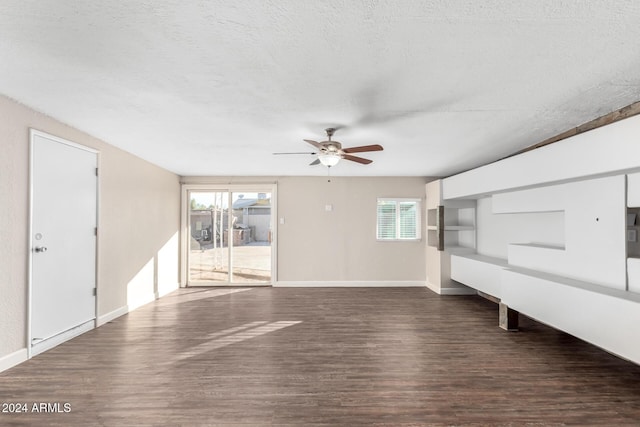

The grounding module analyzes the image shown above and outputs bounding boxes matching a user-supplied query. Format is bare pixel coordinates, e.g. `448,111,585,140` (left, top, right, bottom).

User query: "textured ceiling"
1,1,640,177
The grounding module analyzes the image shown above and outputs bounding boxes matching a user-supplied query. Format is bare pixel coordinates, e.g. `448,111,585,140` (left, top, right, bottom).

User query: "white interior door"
30,131,98,351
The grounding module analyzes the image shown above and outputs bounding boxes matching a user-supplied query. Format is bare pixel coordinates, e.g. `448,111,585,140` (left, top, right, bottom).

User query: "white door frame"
180,183,277,286
28,129,100,358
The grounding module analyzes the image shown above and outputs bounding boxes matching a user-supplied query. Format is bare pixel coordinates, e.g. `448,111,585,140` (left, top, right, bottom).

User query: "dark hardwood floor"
2,287,640,426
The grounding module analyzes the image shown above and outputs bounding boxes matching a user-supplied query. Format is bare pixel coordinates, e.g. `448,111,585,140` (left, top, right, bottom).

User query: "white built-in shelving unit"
425,180,476,295
627,172,640,293
433,115,640,364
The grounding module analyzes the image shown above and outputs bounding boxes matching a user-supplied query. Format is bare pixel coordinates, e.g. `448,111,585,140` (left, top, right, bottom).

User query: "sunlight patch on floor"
155,287,253,307
176,321,302,361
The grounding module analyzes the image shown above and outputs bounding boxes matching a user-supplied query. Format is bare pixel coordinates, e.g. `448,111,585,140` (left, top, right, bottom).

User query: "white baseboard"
97,305,129,327
156,283,179,299
3,284,191,373
425,282,440,294
0,348,28,373
274,281,426,287
97,286,178,327
127,293,157,311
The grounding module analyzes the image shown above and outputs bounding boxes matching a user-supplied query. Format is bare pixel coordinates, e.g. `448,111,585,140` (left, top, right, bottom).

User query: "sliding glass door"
187,188,273,285
189,191,230,283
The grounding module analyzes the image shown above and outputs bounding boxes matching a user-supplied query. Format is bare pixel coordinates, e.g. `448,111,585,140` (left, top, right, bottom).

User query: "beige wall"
181,176,429,283
98,147,181,313
0,94,180,361
277,176,427,282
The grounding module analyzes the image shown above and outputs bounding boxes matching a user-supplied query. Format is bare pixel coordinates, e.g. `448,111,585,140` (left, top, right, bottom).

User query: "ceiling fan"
274,128,383,167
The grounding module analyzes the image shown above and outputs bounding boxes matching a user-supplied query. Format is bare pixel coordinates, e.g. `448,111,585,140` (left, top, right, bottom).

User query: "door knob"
34,246,48,253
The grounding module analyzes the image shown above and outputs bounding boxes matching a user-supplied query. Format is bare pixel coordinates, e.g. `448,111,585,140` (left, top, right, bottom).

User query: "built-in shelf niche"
426,204,476,251
426,206,443,250
444,206,476,250
628,207,640,259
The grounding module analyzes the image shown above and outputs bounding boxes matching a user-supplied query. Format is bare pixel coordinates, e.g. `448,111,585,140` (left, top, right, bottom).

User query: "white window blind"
377,198,421,241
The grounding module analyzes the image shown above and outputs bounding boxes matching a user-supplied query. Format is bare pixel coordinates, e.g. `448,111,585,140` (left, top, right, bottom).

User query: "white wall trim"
425,281,440,294
30,129,99,154
156,283,179,299
127,292,157,312
98,285,178,328
274,281,426,287
96,305,129,327
0,348,29,373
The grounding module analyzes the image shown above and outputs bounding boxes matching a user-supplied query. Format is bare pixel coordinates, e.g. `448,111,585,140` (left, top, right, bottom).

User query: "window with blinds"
376,198,421,241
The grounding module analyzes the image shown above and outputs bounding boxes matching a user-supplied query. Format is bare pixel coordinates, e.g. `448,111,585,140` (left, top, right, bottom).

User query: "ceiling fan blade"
342,144,384,154
343,154,373,165
304,139,323,149
273,152,316,155
309,158,320,166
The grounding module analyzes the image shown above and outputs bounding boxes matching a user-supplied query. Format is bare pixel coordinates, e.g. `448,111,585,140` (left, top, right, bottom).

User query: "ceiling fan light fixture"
318,152,341,167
